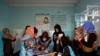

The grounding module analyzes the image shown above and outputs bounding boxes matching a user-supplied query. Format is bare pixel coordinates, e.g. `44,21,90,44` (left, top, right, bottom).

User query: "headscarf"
75,26,84,41
2,27,9,34
25,26,35,38
54,24,62,33
82,21,95,33
40,31,50,41
76,26,84,34
2,27,12,39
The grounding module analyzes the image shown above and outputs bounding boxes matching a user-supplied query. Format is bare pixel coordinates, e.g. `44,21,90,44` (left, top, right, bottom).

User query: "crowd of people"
1,21,99,56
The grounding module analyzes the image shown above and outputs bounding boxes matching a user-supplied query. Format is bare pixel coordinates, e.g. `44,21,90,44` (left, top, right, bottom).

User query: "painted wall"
9,7,75,37
0,0,11,55
0,0,11,30
0,31,3,56
75,0,100,13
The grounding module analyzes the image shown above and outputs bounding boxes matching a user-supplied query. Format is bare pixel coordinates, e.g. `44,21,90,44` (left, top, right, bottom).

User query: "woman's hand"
49,52,55,56
41,47,45,50
54,35,57,40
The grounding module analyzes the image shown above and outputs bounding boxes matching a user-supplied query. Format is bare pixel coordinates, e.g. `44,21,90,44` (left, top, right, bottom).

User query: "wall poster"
36,15,50,31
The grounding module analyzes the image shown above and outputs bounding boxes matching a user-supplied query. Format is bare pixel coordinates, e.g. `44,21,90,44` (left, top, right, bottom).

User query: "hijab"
76,26,84,34
82,21,95,33
75,26,84,41
25,26,35,38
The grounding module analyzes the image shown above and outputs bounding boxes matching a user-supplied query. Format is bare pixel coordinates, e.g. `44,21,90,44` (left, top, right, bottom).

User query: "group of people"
19,26,52,56
71,21,98,56
2,21,99,56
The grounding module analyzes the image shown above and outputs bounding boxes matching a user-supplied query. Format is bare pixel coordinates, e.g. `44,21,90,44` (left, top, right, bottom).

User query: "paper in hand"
58,34,63,37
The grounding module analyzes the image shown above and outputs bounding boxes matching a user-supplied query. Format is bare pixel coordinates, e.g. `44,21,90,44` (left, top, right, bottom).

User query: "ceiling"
5,0,79,7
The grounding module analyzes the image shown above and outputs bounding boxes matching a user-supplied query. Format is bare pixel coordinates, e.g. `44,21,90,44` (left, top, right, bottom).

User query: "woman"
61,36,77,56
19,26,38,56
81,21,99,56
20,25,30,43
2,28,16,56
38,31,51,51
53,24,65,52
74,27,83,41
73,26,84,55
82,33,99,56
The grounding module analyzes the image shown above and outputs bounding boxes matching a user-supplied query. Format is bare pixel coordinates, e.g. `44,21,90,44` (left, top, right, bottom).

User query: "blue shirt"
19,35,35,56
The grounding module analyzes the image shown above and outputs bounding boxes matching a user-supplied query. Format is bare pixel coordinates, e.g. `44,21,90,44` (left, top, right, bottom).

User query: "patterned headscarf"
75,26,84,41
76,26,84,34
82,21,95,33
2,27,9,34
25,26,35,38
